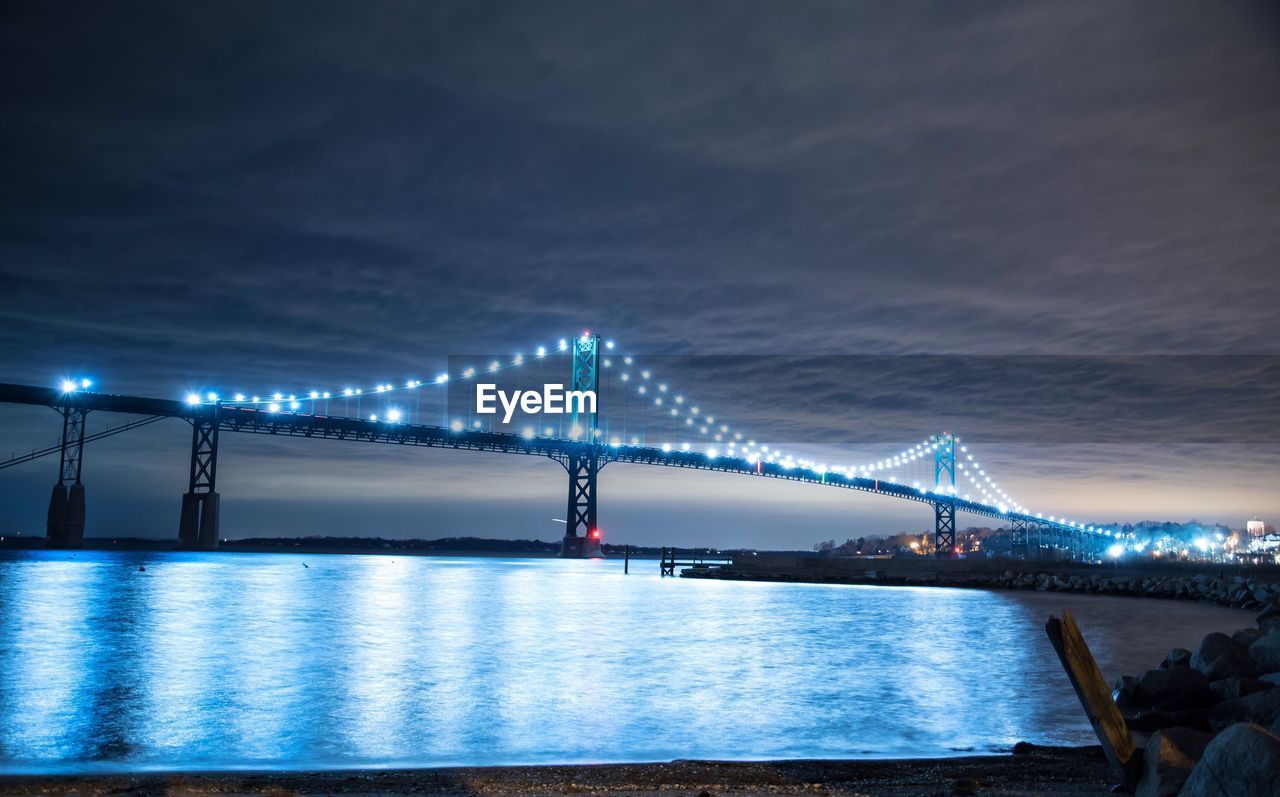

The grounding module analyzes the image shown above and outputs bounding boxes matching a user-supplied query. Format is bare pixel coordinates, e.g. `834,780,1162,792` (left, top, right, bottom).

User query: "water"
0,550,1252,773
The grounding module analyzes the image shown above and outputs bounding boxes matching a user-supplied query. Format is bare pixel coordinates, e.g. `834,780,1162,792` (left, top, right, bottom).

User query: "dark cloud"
1,1,1278,545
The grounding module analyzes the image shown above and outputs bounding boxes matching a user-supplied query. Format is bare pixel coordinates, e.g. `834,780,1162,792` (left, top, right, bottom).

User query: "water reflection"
0,550,1252,773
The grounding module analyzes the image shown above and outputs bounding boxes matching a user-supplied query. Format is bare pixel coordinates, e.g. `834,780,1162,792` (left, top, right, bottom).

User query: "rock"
1259,672,1280,686
1113,675,1142,710
1134,667,1211,707
1257,603,1280,632
1208,676,1275,701
1135,727,1212,797
1191,632,1256,680
1248,629,1280,673
1207,686,1280,732
1232,627,1263,648
1161,648,1191,669
1129,706,1211,733
1179,723,1280,796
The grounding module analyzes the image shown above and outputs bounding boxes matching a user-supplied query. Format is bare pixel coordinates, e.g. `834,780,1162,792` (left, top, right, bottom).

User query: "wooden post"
1045,611,1140,788
624,544,630,574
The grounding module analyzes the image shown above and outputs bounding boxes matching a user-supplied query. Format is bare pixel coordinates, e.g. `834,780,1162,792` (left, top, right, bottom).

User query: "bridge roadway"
0,382,1091,555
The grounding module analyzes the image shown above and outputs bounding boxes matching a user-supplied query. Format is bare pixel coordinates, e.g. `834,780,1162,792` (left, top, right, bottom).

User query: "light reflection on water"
0,550,1252,773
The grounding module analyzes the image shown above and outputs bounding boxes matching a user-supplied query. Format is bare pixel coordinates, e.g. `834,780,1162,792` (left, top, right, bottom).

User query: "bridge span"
0,336,1112,560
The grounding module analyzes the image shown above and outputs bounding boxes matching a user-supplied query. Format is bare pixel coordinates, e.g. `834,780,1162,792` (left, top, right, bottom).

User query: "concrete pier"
178,491,220,550
560,533,603,558
45,482,85,549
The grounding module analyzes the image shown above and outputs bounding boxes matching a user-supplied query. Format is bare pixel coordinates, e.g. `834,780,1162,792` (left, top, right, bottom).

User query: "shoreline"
0,745,1116,796
682,557,1280,610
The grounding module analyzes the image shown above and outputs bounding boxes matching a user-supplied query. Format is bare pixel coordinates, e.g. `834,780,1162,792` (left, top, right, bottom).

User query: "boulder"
1134,667,1210,707
1232,627,1263,648
1257,603,1280,632
1207,686,1280,732
1135,726,1212,797
1191,632,1256,680
1209,676,1275,702
1161,648,1191,669
1129,706,1211,733
1113,675,1142,710
1248,629,1280,673
1260,672,1280,686
1179,723,1280,796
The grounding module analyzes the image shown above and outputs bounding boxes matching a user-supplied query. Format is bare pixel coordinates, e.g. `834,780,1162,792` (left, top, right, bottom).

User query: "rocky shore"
1103,601,1280,796
681,557,1280,611
994,570,1280,610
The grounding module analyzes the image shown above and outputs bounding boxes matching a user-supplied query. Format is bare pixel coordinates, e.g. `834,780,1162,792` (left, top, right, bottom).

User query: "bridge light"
370,414,378,421
681,442,691,451
268,402,281,413
521,427,534,439
536,347,546,358
344,388,354,396
234,393,246,402
387,409,402,422
488,361,500,372
323,391,331,399
252,395,260,403
1108,544,1125,559
290,401,301,410
450,420,463,432
661,442,671,452
185,392,201,405
61,379,79,393
558,339,568,351
513,354,523,365
605,340,615,350
80,378,92,389
207,392,219,402
435,374,448,384
310,391,320,399
588,528,601,540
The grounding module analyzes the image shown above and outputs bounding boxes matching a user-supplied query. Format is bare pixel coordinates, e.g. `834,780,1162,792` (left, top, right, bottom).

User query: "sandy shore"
0,745,1116,796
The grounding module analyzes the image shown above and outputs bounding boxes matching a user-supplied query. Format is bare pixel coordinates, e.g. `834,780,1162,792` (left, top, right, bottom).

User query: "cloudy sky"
2,1,1278,547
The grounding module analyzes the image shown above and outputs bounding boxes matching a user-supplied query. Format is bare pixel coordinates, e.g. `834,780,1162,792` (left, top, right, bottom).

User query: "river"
0,550,1251,773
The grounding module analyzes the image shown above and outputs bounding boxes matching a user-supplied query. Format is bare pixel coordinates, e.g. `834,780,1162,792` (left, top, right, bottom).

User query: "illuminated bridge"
0,334,1121,561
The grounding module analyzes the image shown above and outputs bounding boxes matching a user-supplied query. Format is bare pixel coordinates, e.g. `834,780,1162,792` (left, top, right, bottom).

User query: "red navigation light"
589,529,601,540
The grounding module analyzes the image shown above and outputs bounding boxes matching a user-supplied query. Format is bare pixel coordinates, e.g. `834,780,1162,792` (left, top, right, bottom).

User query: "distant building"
1248,519,1267,538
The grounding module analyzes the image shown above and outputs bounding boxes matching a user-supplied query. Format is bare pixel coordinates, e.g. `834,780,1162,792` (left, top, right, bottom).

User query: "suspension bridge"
0,334,1122,560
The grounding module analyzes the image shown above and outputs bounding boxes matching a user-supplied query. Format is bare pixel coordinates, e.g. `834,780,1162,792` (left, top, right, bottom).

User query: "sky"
1,1,1279,548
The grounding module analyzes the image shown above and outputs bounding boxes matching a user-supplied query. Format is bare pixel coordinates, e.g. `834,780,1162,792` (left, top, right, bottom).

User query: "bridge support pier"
178,411,220,550
1011,517,1028,559
934,499,956,558
561,447,602,557
46,406,87,549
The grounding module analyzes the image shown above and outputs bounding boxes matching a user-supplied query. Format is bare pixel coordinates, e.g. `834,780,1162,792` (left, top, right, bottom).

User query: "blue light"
185,393,201,405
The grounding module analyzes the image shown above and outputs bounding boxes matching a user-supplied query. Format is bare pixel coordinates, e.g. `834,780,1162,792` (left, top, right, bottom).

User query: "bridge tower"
46,404,88,549
932,433,956,558
560,333,602,558
178,405,221,550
